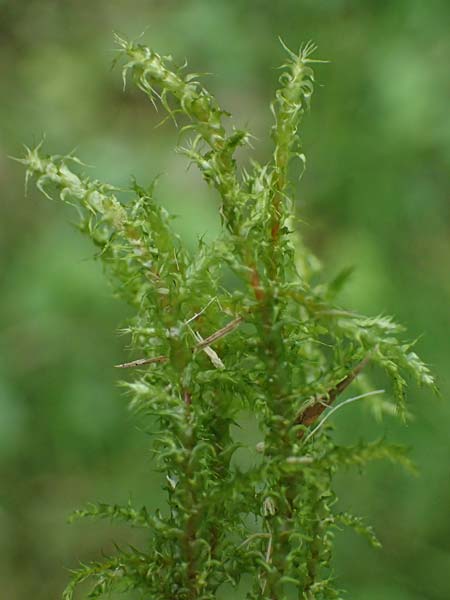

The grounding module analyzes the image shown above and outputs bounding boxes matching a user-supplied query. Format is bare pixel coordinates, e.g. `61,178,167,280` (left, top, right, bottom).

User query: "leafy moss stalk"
19,35,436,600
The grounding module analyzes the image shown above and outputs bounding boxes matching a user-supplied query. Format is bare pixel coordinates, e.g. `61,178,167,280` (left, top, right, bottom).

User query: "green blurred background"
1,1,449,598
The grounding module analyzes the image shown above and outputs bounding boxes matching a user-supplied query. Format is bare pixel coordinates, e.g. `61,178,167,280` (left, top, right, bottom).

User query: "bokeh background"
1,1,449,598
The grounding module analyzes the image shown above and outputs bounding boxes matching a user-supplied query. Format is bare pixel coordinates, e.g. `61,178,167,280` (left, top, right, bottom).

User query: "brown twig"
195,316,243,349
115,355,169,369
296,354,371,431
115,316,243,368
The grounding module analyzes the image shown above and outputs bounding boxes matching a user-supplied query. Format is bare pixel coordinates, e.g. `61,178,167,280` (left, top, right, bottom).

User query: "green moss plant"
19,35,436,599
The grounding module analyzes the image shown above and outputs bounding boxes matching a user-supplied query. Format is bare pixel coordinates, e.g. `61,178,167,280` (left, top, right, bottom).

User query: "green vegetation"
19,35,436,599
2,3,449,600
